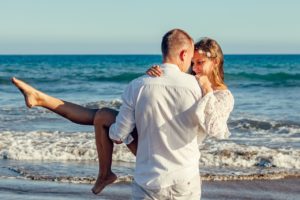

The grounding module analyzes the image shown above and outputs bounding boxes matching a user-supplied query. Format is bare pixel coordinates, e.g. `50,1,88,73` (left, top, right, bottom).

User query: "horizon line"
0,53,300,56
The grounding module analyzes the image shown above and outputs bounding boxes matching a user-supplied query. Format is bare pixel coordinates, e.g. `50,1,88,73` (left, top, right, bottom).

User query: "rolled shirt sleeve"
109,79,142,144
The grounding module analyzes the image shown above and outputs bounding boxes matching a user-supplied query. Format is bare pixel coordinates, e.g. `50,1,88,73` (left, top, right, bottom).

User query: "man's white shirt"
109,63,203,189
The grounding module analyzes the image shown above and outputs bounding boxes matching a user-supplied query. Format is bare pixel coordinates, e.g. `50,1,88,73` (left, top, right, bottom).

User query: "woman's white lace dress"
195,90,234,142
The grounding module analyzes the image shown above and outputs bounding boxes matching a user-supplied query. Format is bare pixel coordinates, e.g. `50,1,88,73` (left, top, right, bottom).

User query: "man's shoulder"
128,73,199,90
169,71,199,87
129,74,149,85
178,72,197,81
125,75,150,92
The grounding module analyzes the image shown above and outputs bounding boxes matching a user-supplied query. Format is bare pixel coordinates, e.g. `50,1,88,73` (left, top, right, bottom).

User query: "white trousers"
132,175,201,200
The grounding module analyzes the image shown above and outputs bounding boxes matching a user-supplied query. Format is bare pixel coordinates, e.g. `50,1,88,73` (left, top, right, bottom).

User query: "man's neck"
163,58,183,72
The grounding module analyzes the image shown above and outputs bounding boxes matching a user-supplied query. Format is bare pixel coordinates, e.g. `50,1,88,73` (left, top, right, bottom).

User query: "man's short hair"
161,29,193,58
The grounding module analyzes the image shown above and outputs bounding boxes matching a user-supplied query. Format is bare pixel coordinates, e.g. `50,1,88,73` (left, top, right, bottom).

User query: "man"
109,29,202,199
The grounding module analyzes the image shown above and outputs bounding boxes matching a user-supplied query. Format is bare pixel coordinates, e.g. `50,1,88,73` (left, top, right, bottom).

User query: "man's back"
133,63,202,189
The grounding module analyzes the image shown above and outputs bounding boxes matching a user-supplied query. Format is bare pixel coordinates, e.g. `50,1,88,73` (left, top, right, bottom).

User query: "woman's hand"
195,75,213,95
146,65,162,77
111,139,123,144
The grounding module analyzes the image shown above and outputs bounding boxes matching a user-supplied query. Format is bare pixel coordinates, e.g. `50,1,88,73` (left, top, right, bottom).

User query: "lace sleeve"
195,90,234,139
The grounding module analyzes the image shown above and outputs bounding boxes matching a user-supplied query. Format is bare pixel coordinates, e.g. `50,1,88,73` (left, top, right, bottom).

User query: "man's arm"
109,79,140,144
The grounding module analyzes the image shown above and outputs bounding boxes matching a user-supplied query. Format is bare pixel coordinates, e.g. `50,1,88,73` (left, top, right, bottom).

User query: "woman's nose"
192,65,198,71
192,66,196,72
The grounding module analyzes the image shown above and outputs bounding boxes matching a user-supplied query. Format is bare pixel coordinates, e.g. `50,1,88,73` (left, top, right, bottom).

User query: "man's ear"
179,50,187,61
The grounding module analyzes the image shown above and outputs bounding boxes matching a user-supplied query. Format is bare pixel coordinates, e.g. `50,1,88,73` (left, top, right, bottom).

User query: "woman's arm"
146,65,162,77
194,90,234,139
195,75,213,95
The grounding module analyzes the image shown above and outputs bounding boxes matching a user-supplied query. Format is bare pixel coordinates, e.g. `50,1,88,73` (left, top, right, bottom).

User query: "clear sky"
0,0,299,54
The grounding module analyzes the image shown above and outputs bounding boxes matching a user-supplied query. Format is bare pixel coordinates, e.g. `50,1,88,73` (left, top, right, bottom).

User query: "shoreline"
1,159,299,185
0,177,299,200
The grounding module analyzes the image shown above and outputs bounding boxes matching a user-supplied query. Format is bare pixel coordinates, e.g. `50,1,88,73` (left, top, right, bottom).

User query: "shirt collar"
160,63,181,72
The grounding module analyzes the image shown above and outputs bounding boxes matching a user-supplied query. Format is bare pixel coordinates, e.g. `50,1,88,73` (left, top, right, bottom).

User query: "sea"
0,55,300,185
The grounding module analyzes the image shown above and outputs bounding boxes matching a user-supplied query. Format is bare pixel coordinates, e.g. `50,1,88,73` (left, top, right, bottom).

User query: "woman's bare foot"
91,172,117,195
11,77,43,108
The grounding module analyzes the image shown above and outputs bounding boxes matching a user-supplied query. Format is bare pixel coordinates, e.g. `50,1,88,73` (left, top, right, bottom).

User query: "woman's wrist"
202,84,213,95
195,75,213,95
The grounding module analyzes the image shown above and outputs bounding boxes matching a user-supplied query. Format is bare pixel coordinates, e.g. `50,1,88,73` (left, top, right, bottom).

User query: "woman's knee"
93,107,118,126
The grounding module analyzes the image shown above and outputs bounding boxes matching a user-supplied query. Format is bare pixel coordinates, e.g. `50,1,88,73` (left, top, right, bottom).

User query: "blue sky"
0,0,299,54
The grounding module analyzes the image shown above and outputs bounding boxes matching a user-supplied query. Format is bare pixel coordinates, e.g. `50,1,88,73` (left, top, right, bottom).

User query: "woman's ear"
213,59,219,67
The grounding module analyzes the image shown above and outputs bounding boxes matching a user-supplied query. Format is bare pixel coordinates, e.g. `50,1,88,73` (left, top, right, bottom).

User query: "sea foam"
1,131,299,170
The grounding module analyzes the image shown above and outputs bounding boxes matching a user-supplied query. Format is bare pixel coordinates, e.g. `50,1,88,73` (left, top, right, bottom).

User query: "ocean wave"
3,100,298,132
4,72,300,86
4,165,300,183
0,77,12,85
1,70,145,88
25,72,300,84
226,72,300,82
0,99,123,121
1,131,299,170
81,72,145,83
200,141,300,169
83,99,122,110
5,166,134,184
4,71,300,89
0,131,135,162
229,118,300,133
1,99,122,112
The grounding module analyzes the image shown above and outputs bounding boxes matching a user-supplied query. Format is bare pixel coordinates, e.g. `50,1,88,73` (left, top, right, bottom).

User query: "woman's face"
192,51,214,76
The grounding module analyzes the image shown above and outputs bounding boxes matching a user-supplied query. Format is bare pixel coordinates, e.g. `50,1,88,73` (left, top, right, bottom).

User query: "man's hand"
111,139,123,144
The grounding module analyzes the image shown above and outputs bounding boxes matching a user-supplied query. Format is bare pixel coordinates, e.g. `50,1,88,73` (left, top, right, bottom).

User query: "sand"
0,177,299,200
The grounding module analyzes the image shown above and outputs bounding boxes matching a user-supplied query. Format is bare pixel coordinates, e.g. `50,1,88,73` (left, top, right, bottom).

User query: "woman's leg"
12,77,139,194
11,77,96,125
92,108,137,194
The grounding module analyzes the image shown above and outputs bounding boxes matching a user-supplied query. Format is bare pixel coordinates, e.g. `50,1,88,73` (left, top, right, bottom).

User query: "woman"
149,38,233,139
12,37,234,194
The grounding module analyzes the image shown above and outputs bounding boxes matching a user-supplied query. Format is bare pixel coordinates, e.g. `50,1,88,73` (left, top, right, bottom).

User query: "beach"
1,177,299,200
1,55,300,199
0,159,299,200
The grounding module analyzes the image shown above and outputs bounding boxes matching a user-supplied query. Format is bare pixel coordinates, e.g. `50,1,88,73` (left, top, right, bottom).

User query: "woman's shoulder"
213,89,234,101
213,88,232,95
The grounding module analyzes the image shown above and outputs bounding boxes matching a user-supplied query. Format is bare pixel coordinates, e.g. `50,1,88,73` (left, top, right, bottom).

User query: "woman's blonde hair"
194,37,227,90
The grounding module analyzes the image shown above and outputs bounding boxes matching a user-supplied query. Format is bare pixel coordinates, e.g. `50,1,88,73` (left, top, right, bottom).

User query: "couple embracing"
12,29,234,200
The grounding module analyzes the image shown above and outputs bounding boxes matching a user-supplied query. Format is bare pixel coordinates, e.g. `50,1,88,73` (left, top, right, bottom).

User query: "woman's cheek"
193,65,200,73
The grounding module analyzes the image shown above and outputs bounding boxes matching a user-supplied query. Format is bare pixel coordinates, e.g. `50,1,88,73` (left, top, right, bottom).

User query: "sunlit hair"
161,29,193,59
194,37,227,90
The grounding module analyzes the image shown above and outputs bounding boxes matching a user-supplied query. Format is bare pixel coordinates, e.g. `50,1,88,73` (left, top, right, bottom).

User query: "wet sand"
0,177,299,200
202,177,300,200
